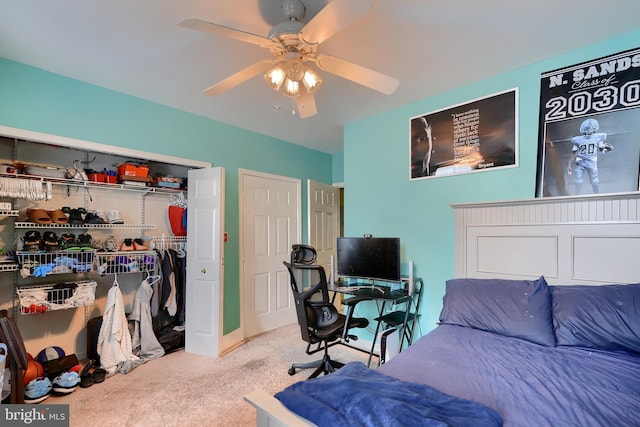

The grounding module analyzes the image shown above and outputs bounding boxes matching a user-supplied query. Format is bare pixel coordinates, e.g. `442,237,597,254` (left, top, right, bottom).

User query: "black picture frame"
536,47,640,197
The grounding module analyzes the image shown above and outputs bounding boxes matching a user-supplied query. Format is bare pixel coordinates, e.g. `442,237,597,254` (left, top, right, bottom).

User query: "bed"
247,276,640,426
245,195,640,426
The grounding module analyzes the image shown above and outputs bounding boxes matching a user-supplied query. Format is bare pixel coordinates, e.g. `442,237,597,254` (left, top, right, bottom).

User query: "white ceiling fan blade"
316,54,399,95
297,91,317,118
300,0,372,45
179,18,273,48
203,59,274,96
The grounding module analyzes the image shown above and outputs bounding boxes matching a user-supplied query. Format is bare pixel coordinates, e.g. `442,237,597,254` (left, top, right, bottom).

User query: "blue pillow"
551,284,640,353
439,276,556,346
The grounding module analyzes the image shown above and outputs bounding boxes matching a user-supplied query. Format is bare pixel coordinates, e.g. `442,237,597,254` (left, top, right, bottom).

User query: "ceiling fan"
179,0,399,118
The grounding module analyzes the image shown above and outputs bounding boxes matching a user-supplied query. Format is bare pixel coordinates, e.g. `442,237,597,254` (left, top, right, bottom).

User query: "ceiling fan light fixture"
285,58,305,82
264,63,287,90
302,67,322,93
282,78,301,97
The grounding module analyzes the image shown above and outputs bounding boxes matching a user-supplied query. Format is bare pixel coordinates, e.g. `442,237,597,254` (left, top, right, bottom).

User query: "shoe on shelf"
27,208,52,224
23,230,42,251
90,238,104,251
84,211,107,224
107,210,124,224
77,233,93,250
68,208,85,225
120,238,134,251
94,210,108,223
59,233,81,251
24,376,52,404
42,231,60,251
52,371,80,395
47,209,69,224
104,235,118,252
133,238,149,250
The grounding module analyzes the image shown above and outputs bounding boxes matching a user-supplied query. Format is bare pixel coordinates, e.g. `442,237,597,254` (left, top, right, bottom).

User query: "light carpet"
50,323,371,426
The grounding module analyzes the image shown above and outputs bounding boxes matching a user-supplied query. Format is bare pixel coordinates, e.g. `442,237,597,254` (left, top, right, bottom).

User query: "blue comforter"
275,361,502,427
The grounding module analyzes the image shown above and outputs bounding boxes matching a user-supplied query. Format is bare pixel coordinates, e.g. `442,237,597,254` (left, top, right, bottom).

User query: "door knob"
201,268,207,273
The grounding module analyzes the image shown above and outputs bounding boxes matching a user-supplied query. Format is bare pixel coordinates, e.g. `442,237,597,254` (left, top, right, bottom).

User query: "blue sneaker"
24,377,52,403
52,371,80,395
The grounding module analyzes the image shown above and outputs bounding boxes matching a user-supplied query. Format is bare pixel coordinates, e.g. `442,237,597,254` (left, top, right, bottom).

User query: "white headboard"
453,193,640,285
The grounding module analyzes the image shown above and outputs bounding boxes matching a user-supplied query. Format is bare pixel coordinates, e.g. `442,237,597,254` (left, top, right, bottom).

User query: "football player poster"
410,89,518,180
536,47,640,197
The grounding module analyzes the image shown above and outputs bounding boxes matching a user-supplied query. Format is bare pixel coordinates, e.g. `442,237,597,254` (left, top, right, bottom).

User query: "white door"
186,167,225,357
308,180,339,283
240,169,300,338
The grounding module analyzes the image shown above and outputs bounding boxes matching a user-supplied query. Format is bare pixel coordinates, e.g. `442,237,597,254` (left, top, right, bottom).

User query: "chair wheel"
288,367,296,376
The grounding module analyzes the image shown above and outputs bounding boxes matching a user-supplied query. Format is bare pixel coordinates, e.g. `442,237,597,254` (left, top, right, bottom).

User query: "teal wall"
343,29,640,334
0,58,333,334
331,151,344,184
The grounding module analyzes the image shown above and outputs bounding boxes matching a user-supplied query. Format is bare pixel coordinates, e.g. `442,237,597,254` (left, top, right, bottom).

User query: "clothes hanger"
145,273,161,286
177,241,186,257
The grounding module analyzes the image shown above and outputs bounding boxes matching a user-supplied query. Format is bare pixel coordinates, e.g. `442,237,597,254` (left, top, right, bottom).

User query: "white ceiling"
1,0,639,154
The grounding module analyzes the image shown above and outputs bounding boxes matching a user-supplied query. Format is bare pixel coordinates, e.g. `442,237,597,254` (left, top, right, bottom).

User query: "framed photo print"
536,47,640,197
410,88,518,180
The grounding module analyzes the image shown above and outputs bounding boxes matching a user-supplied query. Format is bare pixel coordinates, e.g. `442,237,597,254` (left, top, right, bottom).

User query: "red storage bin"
117,164,149,178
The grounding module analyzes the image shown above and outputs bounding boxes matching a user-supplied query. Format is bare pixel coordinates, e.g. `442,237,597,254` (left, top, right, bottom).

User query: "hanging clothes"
130,276,165,362
161,249,178,316
96,281,142,376
168,192,187,236
150,250,163,318
175,249,187,325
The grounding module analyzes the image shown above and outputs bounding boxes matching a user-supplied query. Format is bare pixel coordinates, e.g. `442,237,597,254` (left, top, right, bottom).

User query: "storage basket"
17,250,95,277
17,280,97,314
95,251,157,275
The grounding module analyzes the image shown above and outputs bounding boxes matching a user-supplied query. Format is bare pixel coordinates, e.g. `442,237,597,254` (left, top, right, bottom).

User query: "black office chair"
284,244,368,378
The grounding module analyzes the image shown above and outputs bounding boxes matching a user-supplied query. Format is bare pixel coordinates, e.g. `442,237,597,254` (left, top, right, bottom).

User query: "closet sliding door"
186,167,225,357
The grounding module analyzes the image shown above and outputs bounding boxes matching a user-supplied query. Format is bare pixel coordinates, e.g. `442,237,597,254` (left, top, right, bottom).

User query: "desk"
329,282,417,367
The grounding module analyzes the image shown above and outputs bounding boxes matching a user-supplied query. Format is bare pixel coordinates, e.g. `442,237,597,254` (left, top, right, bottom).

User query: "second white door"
240,169,300,338
307,180,339,283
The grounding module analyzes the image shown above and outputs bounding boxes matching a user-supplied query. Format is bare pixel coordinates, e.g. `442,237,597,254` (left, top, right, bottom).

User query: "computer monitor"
336,236,401,283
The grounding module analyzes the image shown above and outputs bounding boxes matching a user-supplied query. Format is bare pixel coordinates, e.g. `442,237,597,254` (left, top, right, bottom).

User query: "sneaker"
104,235,118,252
77,233,93,250
68,208,85,225
84,211,107,224
61,207,86,225
94,210,108,222
23,231,42,251
42,231,60,252
59,233,81,251
24,376,52,403
107,210,124,224
90,238,104,251
52,371,80,395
